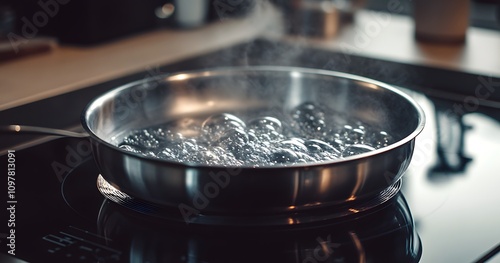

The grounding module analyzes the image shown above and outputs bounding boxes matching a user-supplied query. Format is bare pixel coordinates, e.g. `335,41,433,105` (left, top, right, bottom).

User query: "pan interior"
84,67,423,164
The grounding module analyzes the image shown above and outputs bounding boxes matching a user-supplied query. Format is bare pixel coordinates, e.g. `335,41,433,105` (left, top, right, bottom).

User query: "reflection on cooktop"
59,156,421,262
98,193,420,263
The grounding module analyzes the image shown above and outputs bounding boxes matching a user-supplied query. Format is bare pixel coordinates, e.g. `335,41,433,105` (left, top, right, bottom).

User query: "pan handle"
0,125,88,138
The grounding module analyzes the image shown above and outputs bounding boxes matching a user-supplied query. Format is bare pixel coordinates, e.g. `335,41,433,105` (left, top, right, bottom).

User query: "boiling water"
118,102,392,166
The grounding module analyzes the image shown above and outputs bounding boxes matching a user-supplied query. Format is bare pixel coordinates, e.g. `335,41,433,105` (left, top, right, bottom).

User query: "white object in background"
175,0,208,27
414,0,470,43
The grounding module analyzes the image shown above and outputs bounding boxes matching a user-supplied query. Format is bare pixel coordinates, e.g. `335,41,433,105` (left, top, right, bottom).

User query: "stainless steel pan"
3,66,425,222
84,66,424,215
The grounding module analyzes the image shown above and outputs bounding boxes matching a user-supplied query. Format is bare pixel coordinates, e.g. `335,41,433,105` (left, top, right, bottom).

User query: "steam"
160,0,421,139
203,0,309,68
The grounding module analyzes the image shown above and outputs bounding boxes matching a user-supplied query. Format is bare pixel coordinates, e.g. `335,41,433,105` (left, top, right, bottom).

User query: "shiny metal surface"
96,174,402,225
82,66,425,216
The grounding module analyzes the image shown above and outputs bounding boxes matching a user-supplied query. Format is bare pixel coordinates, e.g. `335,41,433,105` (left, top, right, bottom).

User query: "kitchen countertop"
1,7,499,111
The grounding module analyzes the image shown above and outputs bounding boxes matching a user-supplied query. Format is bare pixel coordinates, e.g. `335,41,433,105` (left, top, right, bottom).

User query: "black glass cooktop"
1,142,421,262
1,39,500,262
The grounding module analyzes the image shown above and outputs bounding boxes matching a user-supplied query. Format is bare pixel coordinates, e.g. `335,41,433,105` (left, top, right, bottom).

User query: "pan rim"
81,65,426,169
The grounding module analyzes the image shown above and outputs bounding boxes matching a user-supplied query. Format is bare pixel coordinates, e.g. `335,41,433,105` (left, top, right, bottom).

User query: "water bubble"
368,131,392,149
220,153,242,166
248,116,282,133
197,150,220,165
304,139,341,156
289,137,305,144
119,144,143,153
218,127,248,145
122,129,160,149
183,139,199,153
338,124,369,145
247,129,258,142
149,128,167,143
291,102,327,137
144,151,158,158
316,151,339,161
279,139,308,153
332,140,346,150
165,130,184,143
322,132,346,152
339,125,353,138
165,140,186,158
342,144,376,157
303,139,341,161
251,143,271,157
292,102,325,119
201,113,246,142
306,144,322,153
295,152,318,163
350,128,365,144
270,148,299,164
212,146,227,156
156,148,176,160
269,130,285,141
217,127,249,157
